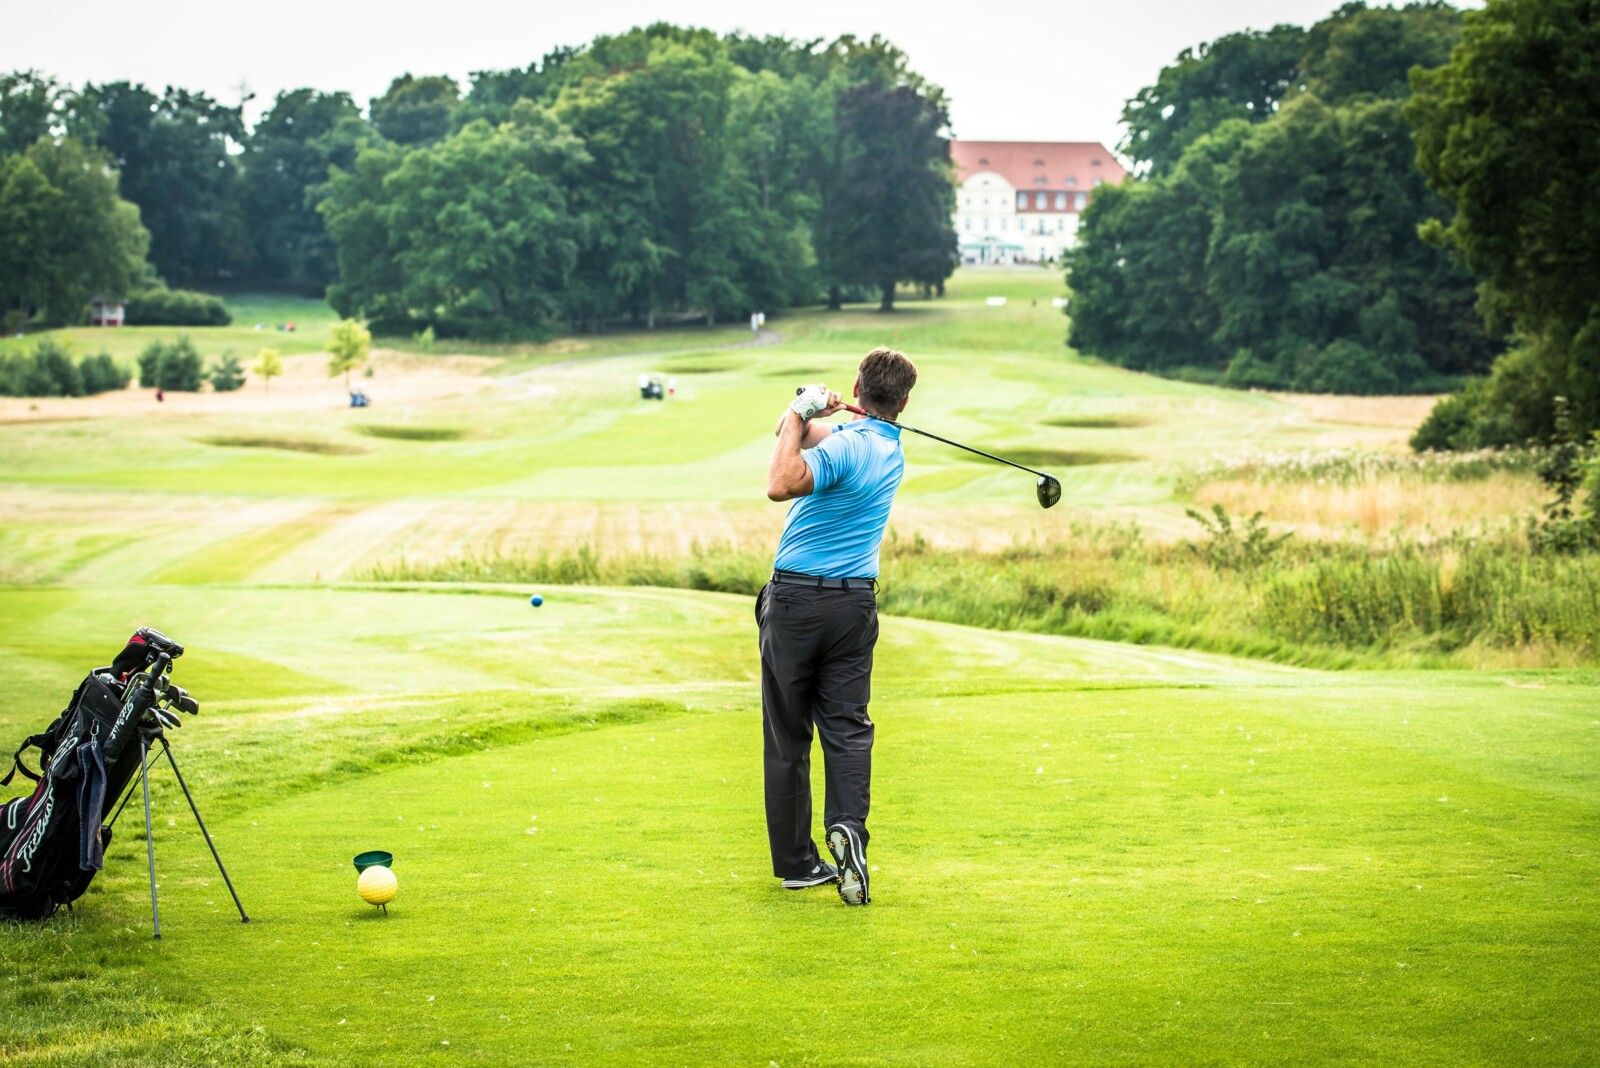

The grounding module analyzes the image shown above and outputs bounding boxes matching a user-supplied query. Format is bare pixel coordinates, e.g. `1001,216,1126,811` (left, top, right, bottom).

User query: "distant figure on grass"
760,347,917,906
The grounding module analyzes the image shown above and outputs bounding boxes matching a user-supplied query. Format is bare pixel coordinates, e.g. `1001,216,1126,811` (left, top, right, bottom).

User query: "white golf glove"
791,383,830,420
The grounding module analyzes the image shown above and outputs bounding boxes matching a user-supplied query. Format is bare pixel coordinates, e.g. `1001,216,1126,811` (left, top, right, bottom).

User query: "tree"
136,336,203,391
1408,0,1600,446
327,319,371,389
67,82,247,286
370,75,459,147
1119,25,1306,176
0,70,64,156
321,104,589,338
208,351,245,392
821,81,957,312
243,89,370,286
1071,2,1492,395
1301,1,1461,102
0,138,149,324
253,347,282,396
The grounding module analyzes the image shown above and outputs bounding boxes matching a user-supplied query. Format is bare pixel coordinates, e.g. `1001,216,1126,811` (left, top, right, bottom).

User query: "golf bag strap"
2,739,46,786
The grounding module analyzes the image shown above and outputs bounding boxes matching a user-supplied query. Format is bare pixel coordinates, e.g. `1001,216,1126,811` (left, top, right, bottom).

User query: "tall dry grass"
367,523,1600,669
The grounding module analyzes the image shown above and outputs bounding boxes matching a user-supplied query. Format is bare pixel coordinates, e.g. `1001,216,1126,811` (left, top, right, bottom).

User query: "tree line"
1066,2,1497,397
1067,0,1599,450
0,26,958,339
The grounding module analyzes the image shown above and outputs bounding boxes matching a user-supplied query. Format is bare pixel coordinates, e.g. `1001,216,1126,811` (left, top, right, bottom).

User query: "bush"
122,288,231,327
0,342,130,397
137,337,205,392
208,352,246,392
79,353,130,394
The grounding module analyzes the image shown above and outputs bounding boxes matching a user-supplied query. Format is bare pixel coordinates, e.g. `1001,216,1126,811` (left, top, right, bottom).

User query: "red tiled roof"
951,141,1127,190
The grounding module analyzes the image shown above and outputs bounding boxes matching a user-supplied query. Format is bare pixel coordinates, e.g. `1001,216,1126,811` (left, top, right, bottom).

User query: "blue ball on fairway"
529,594,544,607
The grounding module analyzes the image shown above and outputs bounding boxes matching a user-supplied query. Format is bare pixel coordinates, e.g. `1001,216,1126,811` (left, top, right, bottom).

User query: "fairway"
1,585,1596,1064
2,270,1597,1065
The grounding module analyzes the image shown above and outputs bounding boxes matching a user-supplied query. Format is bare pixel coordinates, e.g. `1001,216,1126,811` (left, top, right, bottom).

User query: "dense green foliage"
4,28,953,332
1408,0,1600,447
208,351,246,392
1071,2,1495,394
369,74,459,147
321,27,955,335
136,336,204,391
821,81,958,311
322,105,587,337
123,286,231,326
66,82,249,287
243,90,368,287
0,339,128,396
0,134,149,326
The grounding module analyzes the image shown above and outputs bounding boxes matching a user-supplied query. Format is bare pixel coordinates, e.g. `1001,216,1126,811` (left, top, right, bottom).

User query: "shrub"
1529,397,1600,553
79,353,130,394
122,288,231,327
138,337,205,391
208,352,246,392
1184,504,1292,570
0,342,129,397
30,340,84,397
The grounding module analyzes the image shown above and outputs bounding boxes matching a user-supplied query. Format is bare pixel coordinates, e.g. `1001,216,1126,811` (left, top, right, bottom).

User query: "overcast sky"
5,0,1480,153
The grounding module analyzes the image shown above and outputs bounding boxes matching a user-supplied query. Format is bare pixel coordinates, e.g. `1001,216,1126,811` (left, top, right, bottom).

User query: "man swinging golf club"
759,346,917,905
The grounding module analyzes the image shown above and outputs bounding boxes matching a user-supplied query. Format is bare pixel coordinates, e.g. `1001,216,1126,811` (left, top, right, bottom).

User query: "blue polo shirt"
773,418,904,579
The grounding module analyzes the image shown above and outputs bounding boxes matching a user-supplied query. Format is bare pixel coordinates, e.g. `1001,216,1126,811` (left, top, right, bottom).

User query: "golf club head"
1036,475,1062,509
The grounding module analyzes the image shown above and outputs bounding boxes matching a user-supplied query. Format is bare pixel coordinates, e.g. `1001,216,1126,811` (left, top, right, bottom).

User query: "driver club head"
1036,475,1062,509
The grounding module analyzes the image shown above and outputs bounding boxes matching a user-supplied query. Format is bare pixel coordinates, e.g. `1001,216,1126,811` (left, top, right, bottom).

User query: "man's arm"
771,410,836,449
767,387,842,501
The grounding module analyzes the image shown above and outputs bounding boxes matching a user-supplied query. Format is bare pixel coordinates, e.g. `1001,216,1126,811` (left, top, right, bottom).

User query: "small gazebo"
89,296,125,327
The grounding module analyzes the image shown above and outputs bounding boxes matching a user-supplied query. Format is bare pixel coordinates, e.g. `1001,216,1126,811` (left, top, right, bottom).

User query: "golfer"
759,347,917,905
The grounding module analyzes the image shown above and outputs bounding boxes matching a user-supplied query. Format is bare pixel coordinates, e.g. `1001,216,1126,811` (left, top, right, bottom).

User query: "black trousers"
756,581,878,878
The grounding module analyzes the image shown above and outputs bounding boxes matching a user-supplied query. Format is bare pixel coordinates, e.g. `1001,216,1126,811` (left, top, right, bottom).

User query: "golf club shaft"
840,404,1054,481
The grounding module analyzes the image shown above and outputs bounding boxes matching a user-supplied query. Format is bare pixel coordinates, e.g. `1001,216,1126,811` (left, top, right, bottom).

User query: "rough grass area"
0,585,1596,1065
200,435,365,455
367,527,1600,669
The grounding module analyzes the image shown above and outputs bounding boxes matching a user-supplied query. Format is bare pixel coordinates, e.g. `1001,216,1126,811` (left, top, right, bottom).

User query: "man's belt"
771,569,877,591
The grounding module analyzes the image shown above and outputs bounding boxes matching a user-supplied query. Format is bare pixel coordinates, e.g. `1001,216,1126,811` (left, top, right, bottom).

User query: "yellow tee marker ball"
357,864,398,907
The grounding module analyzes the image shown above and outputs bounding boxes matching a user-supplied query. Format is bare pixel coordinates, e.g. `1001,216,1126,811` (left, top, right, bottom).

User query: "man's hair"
858,347,917,415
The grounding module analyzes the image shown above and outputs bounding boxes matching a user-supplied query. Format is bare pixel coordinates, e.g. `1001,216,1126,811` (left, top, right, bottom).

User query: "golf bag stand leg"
156,735,249,923
139,733,161,940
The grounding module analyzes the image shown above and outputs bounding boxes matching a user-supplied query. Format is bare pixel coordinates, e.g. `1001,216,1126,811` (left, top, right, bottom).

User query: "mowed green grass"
0,268,1369,589
2,269,1595,1063
0,585,1596,1065
0,294,340,365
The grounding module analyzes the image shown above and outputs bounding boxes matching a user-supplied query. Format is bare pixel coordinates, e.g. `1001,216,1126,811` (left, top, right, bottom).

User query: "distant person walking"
759,347,917,905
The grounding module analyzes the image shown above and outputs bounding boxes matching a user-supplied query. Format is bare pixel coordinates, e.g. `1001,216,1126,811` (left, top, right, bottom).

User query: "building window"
1074,192,1087,210
1016,192,1027,210
1054,192,1066,209
1066,177,1077,187
1035,191,1046,208
1035,177,1046,185
1093,178,1103,187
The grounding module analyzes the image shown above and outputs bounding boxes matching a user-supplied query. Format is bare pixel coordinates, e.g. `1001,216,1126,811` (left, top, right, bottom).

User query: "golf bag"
0,629,183,920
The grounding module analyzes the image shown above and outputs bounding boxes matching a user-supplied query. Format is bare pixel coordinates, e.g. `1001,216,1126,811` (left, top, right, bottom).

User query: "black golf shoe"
826,823,870,906
780,860,839,890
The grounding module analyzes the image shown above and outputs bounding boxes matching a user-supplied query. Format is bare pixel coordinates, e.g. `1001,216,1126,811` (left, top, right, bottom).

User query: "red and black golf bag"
0,629,181,920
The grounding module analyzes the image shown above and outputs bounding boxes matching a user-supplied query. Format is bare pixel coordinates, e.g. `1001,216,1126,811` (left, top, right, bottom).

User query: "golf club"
797,389,1062,509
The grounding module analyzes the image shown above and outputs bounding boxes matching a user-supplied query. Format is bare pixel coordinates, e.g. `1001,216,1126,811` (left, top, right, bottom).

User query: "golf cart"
638,374,666,401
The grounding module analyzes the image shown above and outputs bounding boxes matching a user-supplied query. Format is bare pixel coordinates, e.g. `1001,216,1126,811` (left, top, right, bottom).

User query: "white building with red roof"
951,141,1127,264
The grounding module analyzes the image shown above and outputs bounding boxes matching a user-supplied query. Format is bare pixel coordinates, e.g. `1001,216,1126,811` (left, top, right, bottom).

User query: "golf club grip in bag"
0,633,174,920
